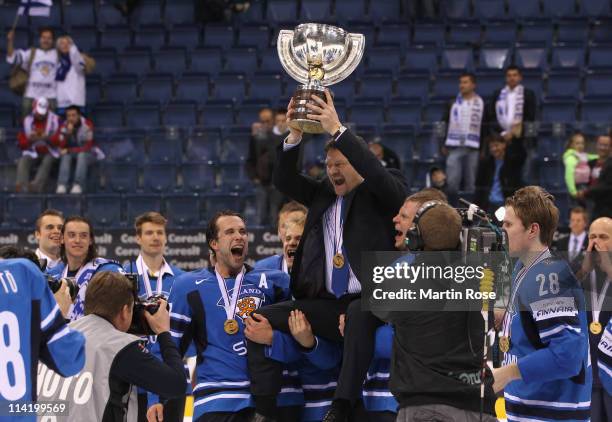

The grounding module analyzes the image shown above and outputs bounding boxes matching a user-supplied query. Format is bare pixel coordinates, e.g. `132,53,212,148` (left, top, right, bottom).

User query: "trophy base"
290,84,327,134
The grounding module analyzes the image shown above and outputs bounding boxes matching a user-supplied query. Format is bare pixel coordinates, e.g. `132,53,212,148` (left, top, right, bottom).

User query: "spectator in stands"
487,66,537,184
589,134,611,187
553,207,589,271
55,36,86,116
425,166,457,206
113,0,142,17
55,105,95,194
578,147,612,221
34,209,64,272
441,73,485,193
563,133,598,204
246,108,287,226
474,135,523,214
16,97,60,193
7,27,58,117
368,140,401,170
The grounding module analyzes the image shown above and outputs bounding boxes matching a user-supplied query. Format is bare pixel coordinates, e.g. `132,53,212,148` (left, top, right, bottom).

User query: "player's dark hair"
39,26,54,38
460,72,476,84
206,211,245,256
505,65,522,75
570,206,589,223
60,216,98,264
505,186,559,246
0,246,41,269
35,209,64,232
134,211,167,236
276,107,287,115
65,105,81,115
85,272,135,322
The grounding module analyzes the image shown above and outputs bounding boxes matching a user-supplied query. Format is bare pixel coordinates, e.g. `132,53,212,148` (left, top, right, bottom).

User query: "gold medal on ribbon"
499,336,510,353
224,319,239,335
333,253,345,269
590,321,602,335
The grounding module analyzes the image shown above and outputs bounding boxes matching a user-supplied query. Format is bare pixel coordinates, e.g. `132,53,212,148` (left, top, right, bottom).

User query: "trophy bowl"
277,23,365,134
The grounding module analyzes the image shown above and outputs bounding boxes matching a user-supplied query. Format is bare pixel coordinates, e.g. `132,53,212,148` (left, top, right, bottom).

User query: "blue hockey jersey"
502,254,591,421
167,266,290,418
123,258,184,300
254,254,284,272
598,319,612,395
0,259,86,422
48,258,125,320
362,324,398,414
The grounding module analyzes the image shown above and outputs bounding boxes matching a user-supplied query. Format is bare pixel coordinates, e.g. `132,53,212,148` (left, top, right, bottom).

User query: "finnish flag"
18,0,53,17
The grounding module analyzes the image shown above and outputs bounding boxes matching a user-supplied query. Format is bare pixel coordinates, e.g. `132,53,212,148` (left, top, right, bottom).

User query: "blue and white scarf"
445,94,484,149
496,84,524,132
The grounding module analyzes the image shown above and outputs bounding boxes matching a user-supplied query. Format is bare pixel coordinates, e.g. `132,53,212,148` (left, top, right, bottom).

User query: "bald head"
590,217,612,245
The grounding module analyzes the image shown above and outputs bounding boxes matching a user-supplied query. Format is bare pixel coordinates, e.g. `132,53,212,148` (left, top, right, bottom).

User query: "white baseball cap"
34,97,49,115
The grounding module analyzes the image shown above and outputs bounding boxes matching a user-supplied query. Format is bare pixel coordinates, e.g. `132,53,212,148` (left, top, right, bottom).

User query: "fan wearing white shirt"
34,209,64,271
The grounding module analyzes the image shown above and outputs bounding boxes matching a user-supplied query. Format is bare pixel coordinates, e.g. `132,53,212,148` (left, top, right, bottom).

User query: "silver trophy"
277,23,365,134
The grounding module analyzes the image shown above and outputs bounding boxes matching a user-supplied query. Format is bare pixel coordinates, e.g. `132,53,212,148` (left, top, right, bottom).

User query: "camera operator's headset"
405,200,446,251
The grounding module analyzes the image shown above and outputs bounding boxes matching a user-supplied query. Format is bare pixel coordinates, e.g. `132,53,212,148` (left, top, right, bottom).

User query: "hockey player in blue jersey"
599,319,612,396
493,186,591,421
48,216,124,320
0,257,86,422
154,211,291,422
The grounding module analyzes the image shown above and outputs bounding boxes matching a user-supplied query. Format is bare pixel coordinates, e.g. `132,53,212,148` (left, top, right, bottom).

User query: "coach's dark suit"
246,129,408,409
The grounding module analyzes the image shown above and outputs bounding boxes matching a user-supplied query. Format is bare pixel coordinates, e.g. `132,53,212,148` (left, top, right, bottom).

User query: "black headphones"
405,200,445,251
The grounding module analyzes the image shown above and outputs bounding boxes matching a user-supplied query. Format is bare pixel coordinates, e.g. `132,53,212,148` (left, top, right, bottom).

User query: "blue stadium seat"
148,137,181,163
190,48,223,75
543,0,576,17
143,164,177,192
165,0,195,26
266,0,297,23
186,130,220,162
432,73,459,99
85,195,122,227
423,101,447,122
588,44,612,69
154,47,187,76
118,49,152,75
369,0,402,22
413,24,445,45
539,160,564,190
104,163,140,192
90,49,117,77
126,195,162,222
225,48,258,75
213,73,247,102
201,102,235,126
176,74,210,102
203,192,241,219
541,100,577,123
377,25,411,49
519,22,553,44
442,0,471,20
105,77,138,103
133,0,163,26
249,74,284,102
329,80,356,105
551,44,585,69
221,128,250,163
349,24,376,50
99,136,144,163
236,101,270,125
259,48,284,73
483,22,516,46
4,195,44,227
536,136,565,159
98,3,127,27
441,47,474,70
164,101,199,126
382,127,415,163
70,26,99,52
204,25,235,50
300,0,332,21
63,2,96,27
0,164,16,193
334,0,367,22
448,24,481,45
126,103,161,127
163,194,201,227
0,104,15,128
133,25,166,51
581,99,612,122
582,0,611,17
234,0,264,22
140,76,173,103
387,101,422,126
522,71,544,99
237,25,270,49
366,47,402,75
349,101,385,126
46,195,83,217
416,130,442,161
396,75,430,101
584,71,612,98
358,74,393,103
591,20,612,43
9,29,29,49
557,21,589,43
508,0,541,18
182,163,216,192
99,26,132,51
547,73,580,99
168,24,201,50
404,46,438,73
473,0,507,20
478,45,511,69
302,136,326,166
515,45,548,70
93,103,124,127
218,164,251,190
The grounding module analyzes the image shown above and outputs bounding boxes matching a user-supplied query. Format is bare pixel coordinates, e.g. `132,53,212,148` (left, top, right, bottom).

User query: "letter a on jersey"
258,273,268,289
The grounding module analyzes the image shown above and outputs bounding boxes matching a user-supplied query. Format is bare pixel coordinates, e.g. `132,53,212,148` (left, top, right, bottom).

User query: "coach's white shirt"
56,44,86,108
35,248,61,270
7,48,58,99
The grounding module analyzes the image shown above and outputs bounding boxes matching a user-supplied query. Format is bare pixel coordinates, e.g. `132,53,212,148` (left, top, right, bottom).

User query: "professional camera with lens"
47,276,80,301
125,273,169,336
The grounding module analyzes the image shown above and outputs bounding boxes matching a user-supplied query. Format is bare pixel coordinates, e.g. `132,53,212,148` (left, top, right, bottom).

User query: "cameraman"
389,202,497,421
37,271,186,421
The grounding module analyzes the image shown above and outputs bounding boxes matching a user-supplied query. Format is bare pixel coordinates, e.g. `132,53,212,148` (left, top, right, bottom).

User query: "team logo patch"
530,296,577,321
217,286,266,321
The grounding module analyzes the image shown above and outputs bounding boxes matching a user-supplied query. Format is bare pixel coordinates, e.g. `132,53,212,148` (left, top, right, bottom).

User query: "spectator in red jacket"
16,97,60,193
55,105,95,194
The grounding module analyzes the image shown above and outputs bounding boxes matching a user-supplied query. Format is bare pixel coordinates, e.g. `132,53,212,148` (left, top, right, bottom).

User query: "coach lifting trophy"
277,23,365,133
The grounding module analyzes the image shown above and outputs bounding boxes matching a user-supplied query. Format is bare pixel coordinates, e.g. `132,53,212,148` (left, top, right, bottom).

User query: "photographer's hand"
147,403,163,422
144,299,170,335
54,280,72,318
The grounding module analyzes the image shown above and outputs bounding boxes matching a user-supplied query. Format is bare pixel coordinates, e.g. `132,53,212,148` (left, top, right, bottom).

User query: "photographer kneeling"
388,201,497,421
38,271,186,421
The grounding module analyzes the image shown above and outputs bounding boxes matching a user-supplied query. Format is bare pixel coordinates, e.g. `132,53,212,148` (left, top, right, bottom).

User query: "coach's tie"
331,197,349,298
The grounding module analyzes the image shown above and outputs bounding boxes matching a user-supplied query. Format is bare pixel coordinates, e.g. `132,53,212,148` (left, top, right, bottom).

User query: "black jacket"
474,150,524,212
585,157,612,220
273,129,408,299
